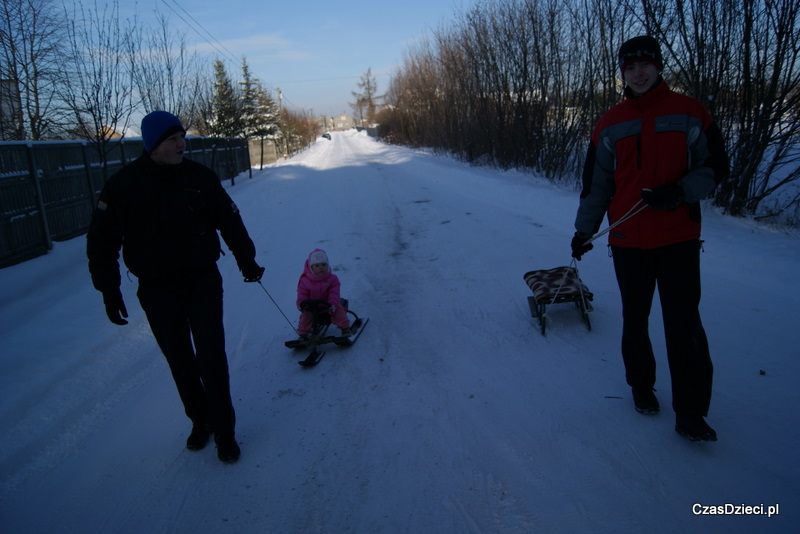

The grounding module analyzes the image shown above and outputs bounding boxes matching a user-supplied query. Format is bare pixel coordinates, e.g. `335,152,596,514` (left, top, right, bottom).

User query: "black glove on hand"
102,289,128,325
571,232,594,260
642,184,684,210
242,261,265,283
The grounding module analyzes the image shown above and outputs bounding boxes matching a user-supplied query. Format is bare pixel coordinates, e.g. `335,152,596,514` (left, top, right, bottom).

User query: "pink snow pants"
297,303,350,335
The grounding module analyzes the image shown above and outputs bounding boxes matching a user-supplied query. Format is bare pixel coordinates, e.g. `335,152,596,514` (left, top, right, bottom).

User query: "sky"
119,0,473,117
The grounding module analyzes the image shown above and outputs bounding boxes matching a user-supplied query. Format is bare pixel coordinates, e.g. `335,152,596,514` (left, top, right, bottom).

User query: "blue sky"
122,0,472,117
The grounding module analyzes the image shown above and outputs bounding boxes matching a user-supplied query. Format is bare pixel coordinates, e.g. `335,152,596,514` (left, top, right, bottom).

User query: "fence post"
226,138,235,186
246,140,252,179
25,142,53,252
209,139,217,180
119,137,128,166
81,140,96,209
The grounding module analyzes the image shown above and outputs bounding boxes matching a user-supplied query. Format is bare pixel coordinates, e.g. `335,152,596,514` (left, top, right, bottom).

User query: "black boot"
186,423,213,451
632,388,660,415
675,415,717,442
215,434,241,463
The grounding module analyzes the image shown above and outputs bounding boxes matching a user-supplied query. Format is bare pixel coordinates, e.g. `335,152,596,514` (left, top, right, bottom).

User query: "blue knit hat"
141,111,185,152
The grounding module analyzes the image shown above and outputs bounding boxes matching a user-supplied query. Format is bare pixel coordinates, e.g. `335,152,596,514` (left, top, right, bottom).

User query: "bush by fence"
0,137,251,268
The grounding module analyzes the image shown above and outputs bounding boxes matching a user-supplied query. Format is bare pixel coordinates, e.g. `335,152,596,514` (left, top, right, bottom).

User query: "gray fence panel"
0,172,48,265
248,138,279,169
0,137,250,268
41,168,94,241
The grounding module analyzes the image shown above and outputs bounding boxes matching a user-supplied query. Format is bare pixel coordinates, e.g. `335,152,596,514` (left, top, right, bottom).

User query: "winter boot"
186,423,213,451
632,388,660,415
215,434,241,463
675,415,717,442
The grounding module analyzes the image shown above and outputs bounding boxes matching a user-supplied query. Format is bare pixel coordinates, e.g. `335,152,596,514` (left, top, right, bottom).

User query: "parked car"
322,132,331,140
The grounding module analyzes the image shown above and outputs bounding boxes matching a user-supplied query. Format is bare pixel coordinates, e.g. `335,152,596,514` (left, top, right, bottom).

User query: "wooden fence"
0,136,250,268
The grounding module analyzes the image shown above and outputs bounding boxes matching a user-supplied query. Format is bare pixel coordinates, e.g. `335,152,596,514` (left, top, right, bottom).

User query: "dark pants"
611,240,713,417
137,266,236,437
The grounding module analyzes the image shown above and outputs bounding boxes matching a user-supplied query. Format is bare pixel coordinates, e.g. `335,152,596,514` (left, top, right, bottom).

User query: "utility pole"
276,87,287,157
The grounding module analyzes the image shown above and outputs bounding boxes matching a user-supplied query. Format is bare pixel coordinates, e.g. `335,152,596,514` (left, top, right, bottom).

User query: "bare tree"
386,0,597,176
380,0,800,224
192,74,215,137
277,107,316,155
640,0,800,220
59,0,135,167
720,0,800,219
128,12,207,131
351,68,380,126
0,0,69,139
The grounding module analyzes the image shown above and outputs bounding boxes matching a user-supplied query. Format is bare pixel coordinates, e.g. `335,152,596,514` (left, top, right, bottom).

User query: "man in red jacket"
572,36,729,442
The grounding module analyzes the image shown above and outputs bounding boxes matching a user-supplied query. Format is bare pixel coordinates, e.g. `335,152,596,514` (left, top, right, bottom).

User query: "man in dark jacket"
87,111,264,462
572,36,729,442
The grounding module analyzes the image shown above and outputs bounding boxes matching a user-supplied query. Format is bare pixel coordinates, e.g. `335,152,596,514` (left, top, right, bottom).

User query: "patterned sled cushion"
524,266,594,305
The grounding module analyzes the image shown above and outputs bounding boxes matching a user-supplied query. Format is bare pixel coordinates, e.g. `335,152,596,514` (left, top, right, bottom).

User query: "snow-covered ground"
1,131,797,533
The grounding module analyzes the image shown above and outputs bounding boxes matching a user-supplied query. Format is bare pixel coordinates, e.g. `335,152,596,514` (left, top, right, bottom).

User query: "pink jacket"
296,248,342,308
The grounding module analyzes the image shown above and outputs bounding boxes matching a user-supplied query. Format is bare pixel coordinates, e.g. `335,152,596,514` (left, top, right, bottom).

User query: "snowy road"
1,131,797,533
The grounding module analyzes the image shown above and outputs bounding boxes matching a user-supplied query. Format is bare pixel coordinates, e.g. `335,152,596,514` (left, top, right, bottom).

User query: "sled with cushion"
523,266,593,335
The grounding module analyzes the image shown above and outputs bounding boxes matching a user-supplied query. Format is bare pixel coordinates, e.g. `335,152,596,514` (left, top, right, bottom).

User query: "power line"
160,0,238,64
158,0,317,113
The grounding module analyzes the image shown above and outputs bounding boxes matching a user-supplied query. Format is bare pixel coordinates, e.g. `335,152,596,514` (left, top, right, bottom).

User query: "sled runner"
284,299,369,367
523,266,593,335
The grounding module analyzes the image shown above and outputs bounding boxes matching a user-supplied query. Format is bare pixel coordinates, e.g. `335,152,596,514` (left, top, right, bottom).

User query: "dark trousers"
137,266,236,437
611,240,713,416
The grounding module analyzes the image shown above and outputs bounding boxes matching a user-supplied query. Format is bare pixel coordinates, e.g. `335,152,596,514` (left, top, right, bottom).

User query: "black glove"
241,261,265,283
102,289,128,325
571,232,594,260
642,184,684,210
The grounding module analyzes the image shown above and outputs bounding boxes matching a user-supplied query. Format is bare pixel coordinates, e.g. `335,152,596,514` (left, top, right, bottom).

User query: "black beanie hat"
141,111,185,153
618,35,663,73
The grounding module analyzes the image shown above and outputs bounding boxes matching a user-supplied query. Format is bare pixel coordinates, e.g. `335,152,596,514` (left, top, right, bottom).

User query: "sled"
523,266,593,335
284,299,368,367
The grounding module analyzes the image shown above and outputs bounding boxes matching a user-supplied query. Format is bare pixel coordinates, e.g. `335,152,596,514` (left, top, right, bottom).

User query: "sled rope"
542,200,647,323
257,281,300,334
583,199,647,245
541,258,585,322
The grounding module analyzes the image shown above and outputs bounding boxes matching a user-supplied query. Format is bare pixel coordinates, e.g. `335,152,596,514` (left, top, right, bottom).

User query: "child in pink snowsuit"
296,249,351,337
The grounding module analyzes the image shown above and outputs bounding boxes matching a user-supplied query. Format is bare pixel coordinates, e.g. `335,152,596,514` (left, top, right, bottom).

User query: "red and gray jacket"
575,80,728,249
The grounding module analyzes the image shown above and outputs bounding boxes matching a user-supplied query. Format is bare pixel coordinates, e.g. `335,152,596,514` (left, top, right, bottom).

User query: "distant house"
317,113,356,132
334,113,356,130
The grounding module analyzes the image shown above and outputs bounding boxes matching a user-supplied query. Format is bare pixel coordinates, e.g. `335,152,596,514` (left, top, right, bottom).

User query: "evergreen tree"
253,81,280,138
239,57,259,138
238,57,279,139
210,58,242,137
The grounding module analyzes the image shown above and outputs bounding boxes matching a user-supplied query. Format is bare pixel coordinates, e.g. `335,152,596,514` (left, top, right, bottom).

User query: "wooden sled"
523,266,593,335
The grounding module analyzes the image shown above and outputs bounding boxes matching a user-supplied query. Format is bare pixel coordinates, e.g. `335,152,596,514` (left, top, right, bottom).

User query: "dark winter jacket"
576,80,729,249
87,154,257,293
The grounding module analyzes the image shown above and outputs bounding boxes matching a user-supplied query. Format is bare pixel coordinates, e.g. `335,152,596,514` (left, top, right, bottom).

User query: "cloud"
193,32,313,62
